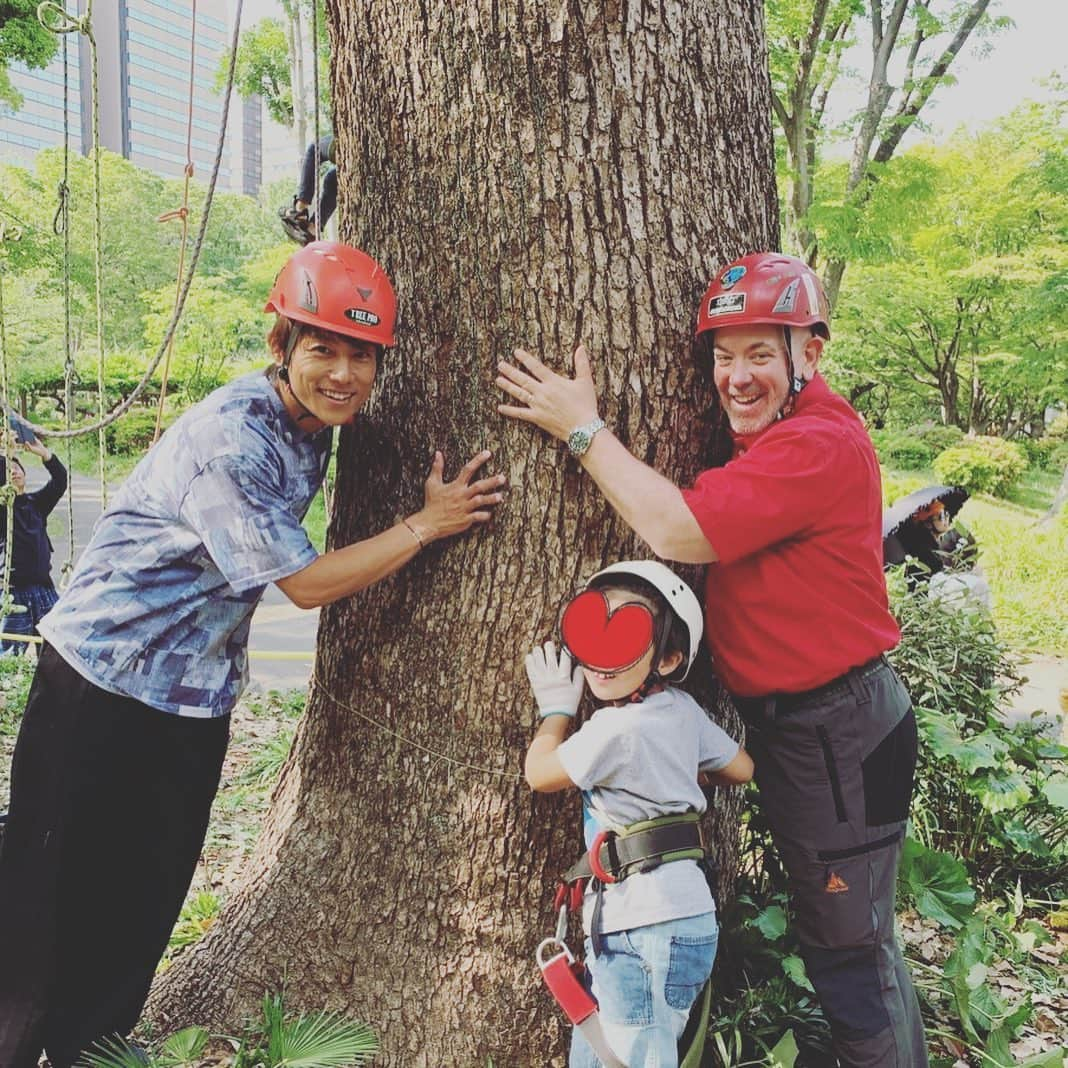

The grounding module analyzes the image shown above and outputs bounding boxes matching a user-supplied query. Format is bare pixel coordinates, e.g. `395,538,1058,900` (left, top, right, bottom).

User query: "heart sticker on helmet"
561,590,655,673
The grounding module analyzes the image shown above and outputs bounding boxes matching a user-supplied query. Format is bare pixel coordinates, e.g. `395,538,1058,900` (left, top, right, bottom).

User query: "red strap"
540,950,597,1025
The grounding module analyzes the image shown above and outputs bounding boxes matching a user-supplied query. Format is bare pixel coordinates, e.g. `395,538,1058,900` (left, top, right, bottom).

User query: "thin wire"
26,0,245,442
153,0,198,444
310,669,523,781
311,0,321,233
56,28,76,585
0,265,20,625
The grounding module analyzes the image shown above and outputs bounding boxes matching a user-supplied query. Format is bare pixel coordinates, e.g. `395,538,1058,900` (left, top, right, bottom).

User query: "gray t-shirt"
556,687,740,935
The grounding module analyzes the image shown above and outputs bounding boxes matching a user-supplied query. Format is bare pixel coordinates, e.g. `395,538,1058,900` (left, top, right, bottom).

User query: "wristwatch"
567,418,606,457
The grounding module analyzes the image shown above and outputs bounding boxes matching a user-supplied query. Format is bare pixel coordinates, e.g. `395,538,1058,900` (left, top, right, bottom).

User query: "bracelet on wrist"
402,518,425,550
538,710,575,720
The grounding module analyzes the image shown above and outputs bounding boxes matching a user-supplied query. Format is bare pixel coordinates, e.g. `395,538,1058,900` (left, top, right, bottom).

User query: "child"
524,560,753,1068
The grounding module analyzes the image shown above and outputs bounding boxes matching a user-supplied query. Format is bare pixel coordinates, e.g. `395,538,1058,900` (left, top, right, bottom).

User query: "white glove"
524,641,585,719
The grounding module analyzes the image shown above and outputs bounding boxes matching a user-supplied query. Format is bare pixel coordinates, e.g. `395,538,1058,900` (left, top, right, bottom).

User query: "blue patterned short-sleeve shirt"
39,370,331,718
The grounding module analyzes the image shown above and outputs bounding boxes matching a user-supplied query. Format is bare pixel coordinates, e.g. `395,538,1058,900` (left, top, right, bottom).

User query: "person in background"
279,134,337,246
0,436,68,656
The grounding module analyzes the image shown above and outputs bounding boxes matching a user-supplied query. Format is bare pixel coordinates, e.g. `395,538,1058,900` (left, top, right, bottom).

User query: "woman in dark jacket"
897,499,979,592
0,436,67,654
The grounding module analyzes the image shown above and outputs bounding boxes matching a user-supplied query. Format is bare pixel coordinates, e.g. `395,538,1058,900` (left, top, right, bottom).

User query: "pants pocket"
665,930,718,1011
816,725,848,823
590,931,654,1027
861,707,918,826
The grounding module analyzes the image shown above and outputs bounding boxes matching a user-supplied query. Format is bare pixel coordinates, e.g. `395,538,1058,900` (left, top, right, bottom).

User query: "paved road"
23,464,318,692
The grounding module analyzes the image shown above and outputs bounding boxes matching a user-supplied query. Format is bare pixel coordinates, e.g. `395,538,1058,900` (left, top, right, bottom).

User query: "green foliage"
936,907,1066,1068
898,838,975,929
0,652,34,738
918,424,965,455
888,588,1068,893
81,991,378,1068
827,102,1068,434
967,496,1068,654
870,428,936,468
933,436,1029,496
162,890,220,961
104,409,173,456
233,991,379,1068
221,19,294,126
0,0,58,108
235,724,296,786
0,148,289,418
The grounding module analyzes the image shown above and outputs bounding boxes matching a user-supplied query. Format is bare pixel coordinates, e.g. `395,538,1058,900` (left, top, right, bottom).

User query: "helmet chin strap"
276,323,320,424
778,326,808,420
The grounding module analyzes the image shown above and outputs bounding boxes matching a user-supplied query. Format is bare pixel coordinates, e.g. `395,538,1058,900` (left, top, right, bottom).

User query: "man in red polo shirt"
497,252,927,1067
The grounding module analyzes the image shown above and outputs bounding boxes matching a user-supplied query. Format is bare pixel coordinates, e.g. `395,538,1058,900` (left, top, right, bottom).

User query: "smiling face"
580,588,683,702
711,324,822,435
272,326,380,430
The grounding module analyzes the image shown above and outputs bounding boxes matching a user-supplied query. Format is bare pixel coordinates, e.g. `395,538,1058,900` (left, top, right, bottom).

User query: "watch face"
568,429,590,455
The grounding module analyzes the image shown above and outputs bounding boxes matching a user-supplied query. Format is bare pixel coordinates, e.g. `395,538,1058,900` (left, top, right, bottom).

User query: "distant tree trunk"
285,0,307,154
149,3,778,1064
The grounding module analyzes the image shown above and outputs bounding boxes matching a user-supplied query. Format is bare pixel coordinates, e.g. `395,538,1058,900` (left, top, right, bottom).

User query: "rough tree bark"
150,3,778,1064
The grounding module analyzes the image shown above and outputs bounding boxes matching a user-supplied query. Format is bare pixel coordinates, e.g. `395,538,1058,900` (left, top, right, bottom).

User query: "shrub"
1018,437,1053,470
869,428,935,469
932,436,1028,496
918,423,964,454
104,409,172,456
887,585,1068,894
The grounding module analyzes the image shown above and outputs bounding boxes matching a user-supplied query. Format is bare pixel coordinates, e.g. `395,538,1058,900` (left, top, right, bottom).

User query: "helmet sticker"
299,269,318,313
720,265,747,290
560,590,654,674
707,292,746,317
801,272,821,315
772,278,800,314
345,308,380,326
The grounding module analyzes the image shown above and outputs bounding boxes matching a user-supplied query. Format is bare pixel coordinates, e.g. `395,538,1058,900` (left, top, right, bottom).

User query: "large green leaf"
781,955,814,992
997,818,1053,858
265,1011,379,1067
1043,778,1068,811
1014,1048,1068,1067
753,904,789,942
968,767,1033,814
766,1029,799,1068
899,838,975,929
953,731,1009,775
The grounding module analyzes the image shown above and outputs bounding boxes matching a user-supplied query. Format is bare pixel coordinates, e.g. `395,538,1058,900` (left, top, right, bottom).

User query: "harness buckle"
587,829,618,884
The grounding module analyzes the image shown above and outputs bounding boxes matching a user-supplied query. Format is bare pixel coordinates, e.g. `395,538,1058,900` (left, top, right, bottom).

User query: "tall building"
0,0,263,195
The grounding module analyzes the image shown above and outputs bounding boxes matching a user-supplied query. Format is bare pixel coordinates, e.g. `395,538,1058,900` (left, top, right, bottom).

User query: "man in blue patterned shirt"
0,242,506,1068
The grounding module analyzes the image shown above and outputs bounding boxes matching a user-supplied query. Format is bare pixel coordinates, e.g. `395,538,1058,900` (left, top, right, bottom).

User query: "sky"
843,0,1065,147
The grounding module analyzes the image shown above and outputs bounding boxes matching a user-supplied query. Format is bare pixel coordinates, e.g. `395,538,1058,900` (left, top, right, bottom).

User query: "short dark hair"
585,573,690,681
266,314,383,367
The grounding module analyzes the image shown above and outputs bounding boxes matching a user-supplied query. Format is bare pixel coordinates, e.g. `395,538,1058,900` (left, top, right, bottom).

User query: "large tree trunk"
150,3,778,1064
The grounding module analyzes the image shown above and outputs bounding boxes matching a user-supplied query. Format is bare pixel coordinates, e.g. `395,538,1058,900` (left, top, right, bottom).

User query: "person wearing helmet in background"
499,253,926,1067
524,561,753,1068
0,241,506,1068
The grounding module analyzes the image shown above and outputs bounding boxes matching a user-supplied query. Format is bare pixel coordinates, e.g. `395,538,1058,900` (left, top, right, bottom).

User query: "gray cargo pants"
734,656,928,1067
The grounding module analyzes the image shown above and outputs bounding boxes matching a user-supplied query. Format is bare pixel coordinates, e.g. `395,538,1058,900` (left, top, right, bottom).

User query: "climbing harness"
537,811,714,1067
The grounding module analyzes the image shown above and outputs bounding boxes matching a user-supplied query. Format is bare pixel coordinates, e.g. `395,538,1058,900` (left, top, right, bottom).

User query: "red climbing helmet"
264,241,397,348
695,252,830,340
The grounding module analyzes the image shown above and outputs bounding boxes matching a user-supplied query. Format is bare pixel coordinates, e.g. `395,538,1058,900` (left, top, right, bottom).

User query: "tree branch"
874,0,992,165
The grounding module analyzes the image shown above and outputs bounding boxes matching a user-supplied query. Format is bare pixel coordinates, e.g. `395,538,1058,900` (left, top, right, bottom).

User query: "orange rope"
153,0,198,444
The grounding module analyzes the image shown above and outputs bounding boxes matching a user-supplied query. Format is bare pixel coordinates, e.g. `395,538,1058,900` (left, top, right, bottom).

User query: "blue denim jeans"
569,911,718,1068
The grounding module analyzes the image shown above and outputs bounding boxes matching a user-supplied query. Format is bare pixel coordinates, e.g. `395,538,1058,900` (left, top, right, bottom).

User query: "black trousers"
735,658,928,1067
296,135,337,230
0,645,230,1068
